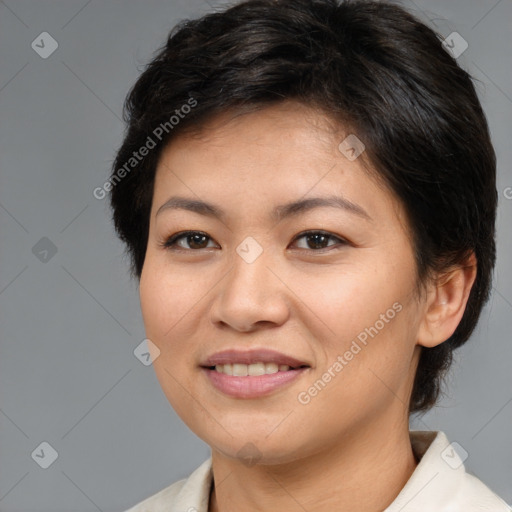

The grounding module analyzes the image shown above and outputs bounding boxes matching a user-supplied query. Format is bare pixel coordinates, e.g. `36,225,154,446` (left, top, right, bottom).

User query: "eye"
160,229,348,252
160,230,219,251
290,230,348,251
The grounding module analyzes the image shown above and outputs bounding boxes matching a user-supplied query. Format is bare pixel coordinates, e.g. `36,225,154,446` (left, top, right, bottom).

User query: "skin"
139,101,477,512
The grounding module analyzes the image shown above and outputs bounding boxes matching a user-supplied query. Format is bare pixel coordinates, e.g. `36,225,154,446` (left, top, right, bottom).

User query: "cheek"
139,256,203,341
291,260,408,345
297,310,417,438
139,263,204,395
139,258,201,411
297,257,418,391
333,301,419,410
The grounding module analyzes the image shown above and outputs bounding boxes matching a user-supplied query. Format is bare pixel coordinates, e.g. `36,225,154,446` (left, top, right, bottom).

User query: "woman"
110,0,510,510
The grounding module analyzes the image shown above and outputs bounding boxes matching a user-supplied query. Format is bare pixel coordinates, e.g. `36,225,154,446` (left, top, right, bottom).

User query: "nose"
209,244,290,332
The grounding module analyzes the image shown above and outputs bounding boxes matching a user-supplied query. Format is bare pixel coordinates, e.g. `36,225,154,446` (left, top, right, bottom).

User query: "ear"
417,252,477,348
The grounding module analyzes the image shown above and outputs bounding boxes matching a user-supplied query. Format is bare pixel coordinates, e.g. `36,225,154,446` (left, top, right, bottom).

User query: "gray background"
0,0,510,510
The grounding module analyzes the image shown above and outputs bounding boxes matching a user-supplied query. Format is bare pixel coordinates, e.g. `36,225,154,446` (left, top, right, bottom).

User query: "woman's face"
139,102,425,465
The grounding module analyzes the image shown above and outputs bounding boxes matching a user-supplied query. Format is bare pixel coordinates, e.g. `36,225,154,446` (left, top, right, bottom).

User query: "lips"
200,349,311,398
200,349,311,399
200,348,310,369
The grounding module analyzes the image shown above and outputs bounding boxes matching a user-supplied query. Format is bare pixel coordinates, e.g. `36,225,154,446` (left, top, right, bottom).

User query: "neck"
208,417,417,512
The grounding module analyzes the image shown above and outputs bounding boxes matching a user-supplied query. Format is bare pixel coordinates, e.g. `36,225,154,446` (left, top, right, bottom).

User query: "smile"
200,348,311,398
212,362,301,376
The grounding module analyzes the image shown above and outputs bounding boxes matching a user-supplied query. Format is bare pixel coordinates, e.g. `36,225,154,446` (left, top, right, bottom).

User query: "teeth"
248,362,265,376
233,363,248,377
213,362,292,375
264,362,279,374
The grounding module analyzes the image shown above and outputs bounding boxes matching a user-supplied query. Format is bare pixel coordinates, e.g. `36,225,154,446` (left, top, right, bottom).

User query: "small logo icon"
442,32,468,59
32,237,58,263
338,134,365,161
134,338,160,366
31,32,59,59
236,236,263,264
441,441,468,469
237,442,262,467
31,441,58,469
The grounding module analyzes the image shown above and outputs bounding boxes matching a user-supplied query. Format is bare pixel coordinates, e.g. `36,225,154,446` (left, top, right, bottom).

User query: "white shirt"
125,430,510,511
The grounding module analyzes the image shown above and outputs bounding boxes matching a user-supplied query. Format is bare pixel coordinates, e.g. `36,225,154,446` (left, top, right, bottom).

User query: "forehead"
152,102,406,230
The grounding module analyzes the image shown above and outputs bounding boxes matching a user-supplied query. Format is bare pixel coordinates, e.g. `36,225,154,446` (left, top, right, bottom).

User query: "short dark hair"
109,0,497,414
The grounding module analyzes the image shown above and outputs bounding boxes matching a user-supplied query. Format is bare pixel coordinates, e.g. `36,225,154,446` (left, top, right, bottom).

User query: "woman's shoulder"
124,457,213,512
384,430,510,511
124,478,186,512
456,471,511,510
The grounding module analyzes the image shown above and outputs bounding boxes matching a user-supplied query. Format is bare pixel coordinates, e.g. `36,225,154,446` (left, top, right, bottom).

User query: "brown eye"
161,230,347,252
162,231,218,250
292,231,347,250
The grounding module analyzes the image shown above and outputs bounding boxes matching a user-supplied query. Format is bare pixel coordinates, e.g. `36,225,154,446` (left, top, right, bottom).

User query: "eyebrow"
155,195,372,222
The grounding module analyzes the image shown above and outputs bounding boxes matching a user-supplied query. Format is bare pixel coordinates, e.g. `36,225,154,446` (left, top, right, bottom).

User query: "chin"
212,439,305,467
196,423,308,466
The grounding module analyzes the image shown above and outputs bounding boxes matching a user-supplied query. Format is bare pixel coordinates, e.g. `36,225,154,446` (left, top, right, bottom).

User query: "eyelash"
159,230,348,252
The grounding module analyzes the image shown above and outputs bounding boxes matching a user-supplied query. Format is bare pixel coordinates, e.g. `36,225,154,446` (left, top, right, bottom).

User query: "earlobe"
417,252,477,348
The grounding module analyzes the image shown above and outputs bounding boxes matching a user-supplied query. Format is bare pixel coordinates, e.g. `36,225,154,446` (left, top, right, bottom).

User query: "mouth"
200,349,311,398
200,348,311,373
205,362,309,376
